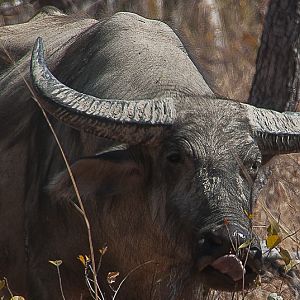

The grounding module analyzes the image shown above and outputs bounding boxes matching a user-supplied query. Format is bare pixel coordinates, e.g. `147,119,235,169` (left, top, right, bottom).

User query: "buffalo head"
29,36,300,296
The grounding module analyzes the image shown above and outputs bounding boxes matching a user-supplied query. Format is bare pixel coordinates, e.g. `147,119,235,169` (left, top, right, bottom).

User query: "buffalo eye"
246,160,261,179
166,152,182,164
240,154,261,181
250,162,259,174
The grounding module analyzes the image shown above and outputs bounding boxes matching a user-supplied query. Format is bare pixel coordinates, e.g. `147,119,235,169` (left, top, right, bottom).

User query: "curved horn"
243,103,300,154
30,37,175,144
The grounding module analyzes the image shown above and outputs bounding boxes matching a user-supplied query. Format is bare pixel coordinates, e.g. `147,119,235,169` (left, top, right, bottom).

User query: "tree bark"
249,0,300,112
250,3,300,295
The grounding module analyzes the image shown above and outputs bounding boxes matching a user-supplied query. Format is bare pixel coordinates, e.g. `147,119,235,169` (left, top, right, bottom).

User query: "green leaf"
238,239,253,249
266,219,282,249
0,280,5,290
267,219,280,235
78,255,86,266
266,234,281,249
279,247,292,265
284,260,300,273
243,210,253,220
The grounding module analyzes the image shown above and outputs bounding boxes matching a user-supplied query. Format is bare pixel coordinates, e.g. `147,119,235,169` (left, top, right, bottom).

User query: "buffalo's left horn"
30,37,175,144
243,103,300,155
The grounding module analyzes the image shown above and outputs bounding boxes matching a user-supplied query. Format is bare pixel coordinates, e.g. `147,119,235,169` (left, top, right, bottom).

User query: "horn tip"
34,37,44,56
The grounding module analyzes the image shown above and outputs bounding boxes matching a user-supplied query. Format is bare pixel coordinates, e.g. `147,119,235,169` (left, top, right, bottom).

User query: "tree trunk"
249,0,300,112
250,3,300,296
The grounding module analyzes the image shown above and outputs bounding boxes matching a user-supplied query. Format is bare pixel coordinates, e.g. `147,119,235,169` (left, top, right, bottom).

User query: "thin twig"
224,221,236,252
281,228,300,243
87,262,105,300
3,277,13,298
56,265,66,300
242,238,253,299
112,261,155,300
259,194,300,246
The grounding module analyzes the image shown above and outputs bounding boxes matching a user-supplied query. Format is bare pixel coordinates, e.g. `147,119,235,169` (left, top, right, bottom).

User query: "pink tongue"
211,254,245,282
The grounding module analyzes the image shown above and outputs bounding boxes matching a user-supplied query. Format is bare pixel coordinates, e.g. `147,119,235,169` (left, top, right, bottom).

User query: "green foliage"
238,239,253,250
265,218,299,276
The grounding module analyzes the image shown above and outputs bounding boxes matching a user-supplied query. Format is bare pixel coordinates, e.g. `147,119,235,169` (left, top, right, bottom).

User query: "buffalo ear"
48,145,143,202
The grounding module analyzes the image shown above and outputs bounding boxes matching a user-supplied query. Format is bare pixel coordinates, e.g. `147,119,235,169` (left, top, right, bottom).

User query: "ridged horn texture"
30,37,176,144
243,103,300,154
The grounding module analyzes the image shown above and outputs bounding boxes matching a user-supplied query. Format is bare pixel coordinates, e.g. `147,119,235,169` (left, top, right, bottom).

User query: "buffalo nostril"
249,246,262,260
204,230,224,246
198,238,205,246
197,225,258,259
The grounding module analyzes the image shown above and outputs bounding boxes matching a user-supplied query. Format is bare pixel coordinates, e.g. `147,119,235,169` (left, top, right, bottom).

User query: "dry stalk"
55,264,66,300
259,197,300,247
3,277,13,298
112,260,154,300
1,45,99,299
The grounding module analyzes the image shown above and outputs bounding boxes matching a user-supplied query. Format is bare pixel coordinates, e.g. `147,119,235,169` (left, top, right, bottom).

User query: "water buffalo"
1,7,300,300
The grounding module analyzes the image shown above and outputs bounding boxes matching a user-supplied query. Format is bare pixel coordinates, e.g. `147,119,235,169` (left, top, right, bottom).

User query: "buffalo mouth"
197,252,262,291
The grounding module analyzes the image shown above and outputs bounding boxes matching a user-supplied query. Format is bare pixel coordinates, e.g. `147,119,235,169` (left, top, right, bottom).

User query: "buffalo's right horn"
243,104,300,155
30,37,175,144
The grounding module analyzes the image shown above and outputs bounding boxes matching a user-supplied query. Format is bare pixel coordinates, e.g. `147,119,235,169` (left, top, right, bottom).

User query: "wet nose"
198,224,261,258
197,224,263,287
